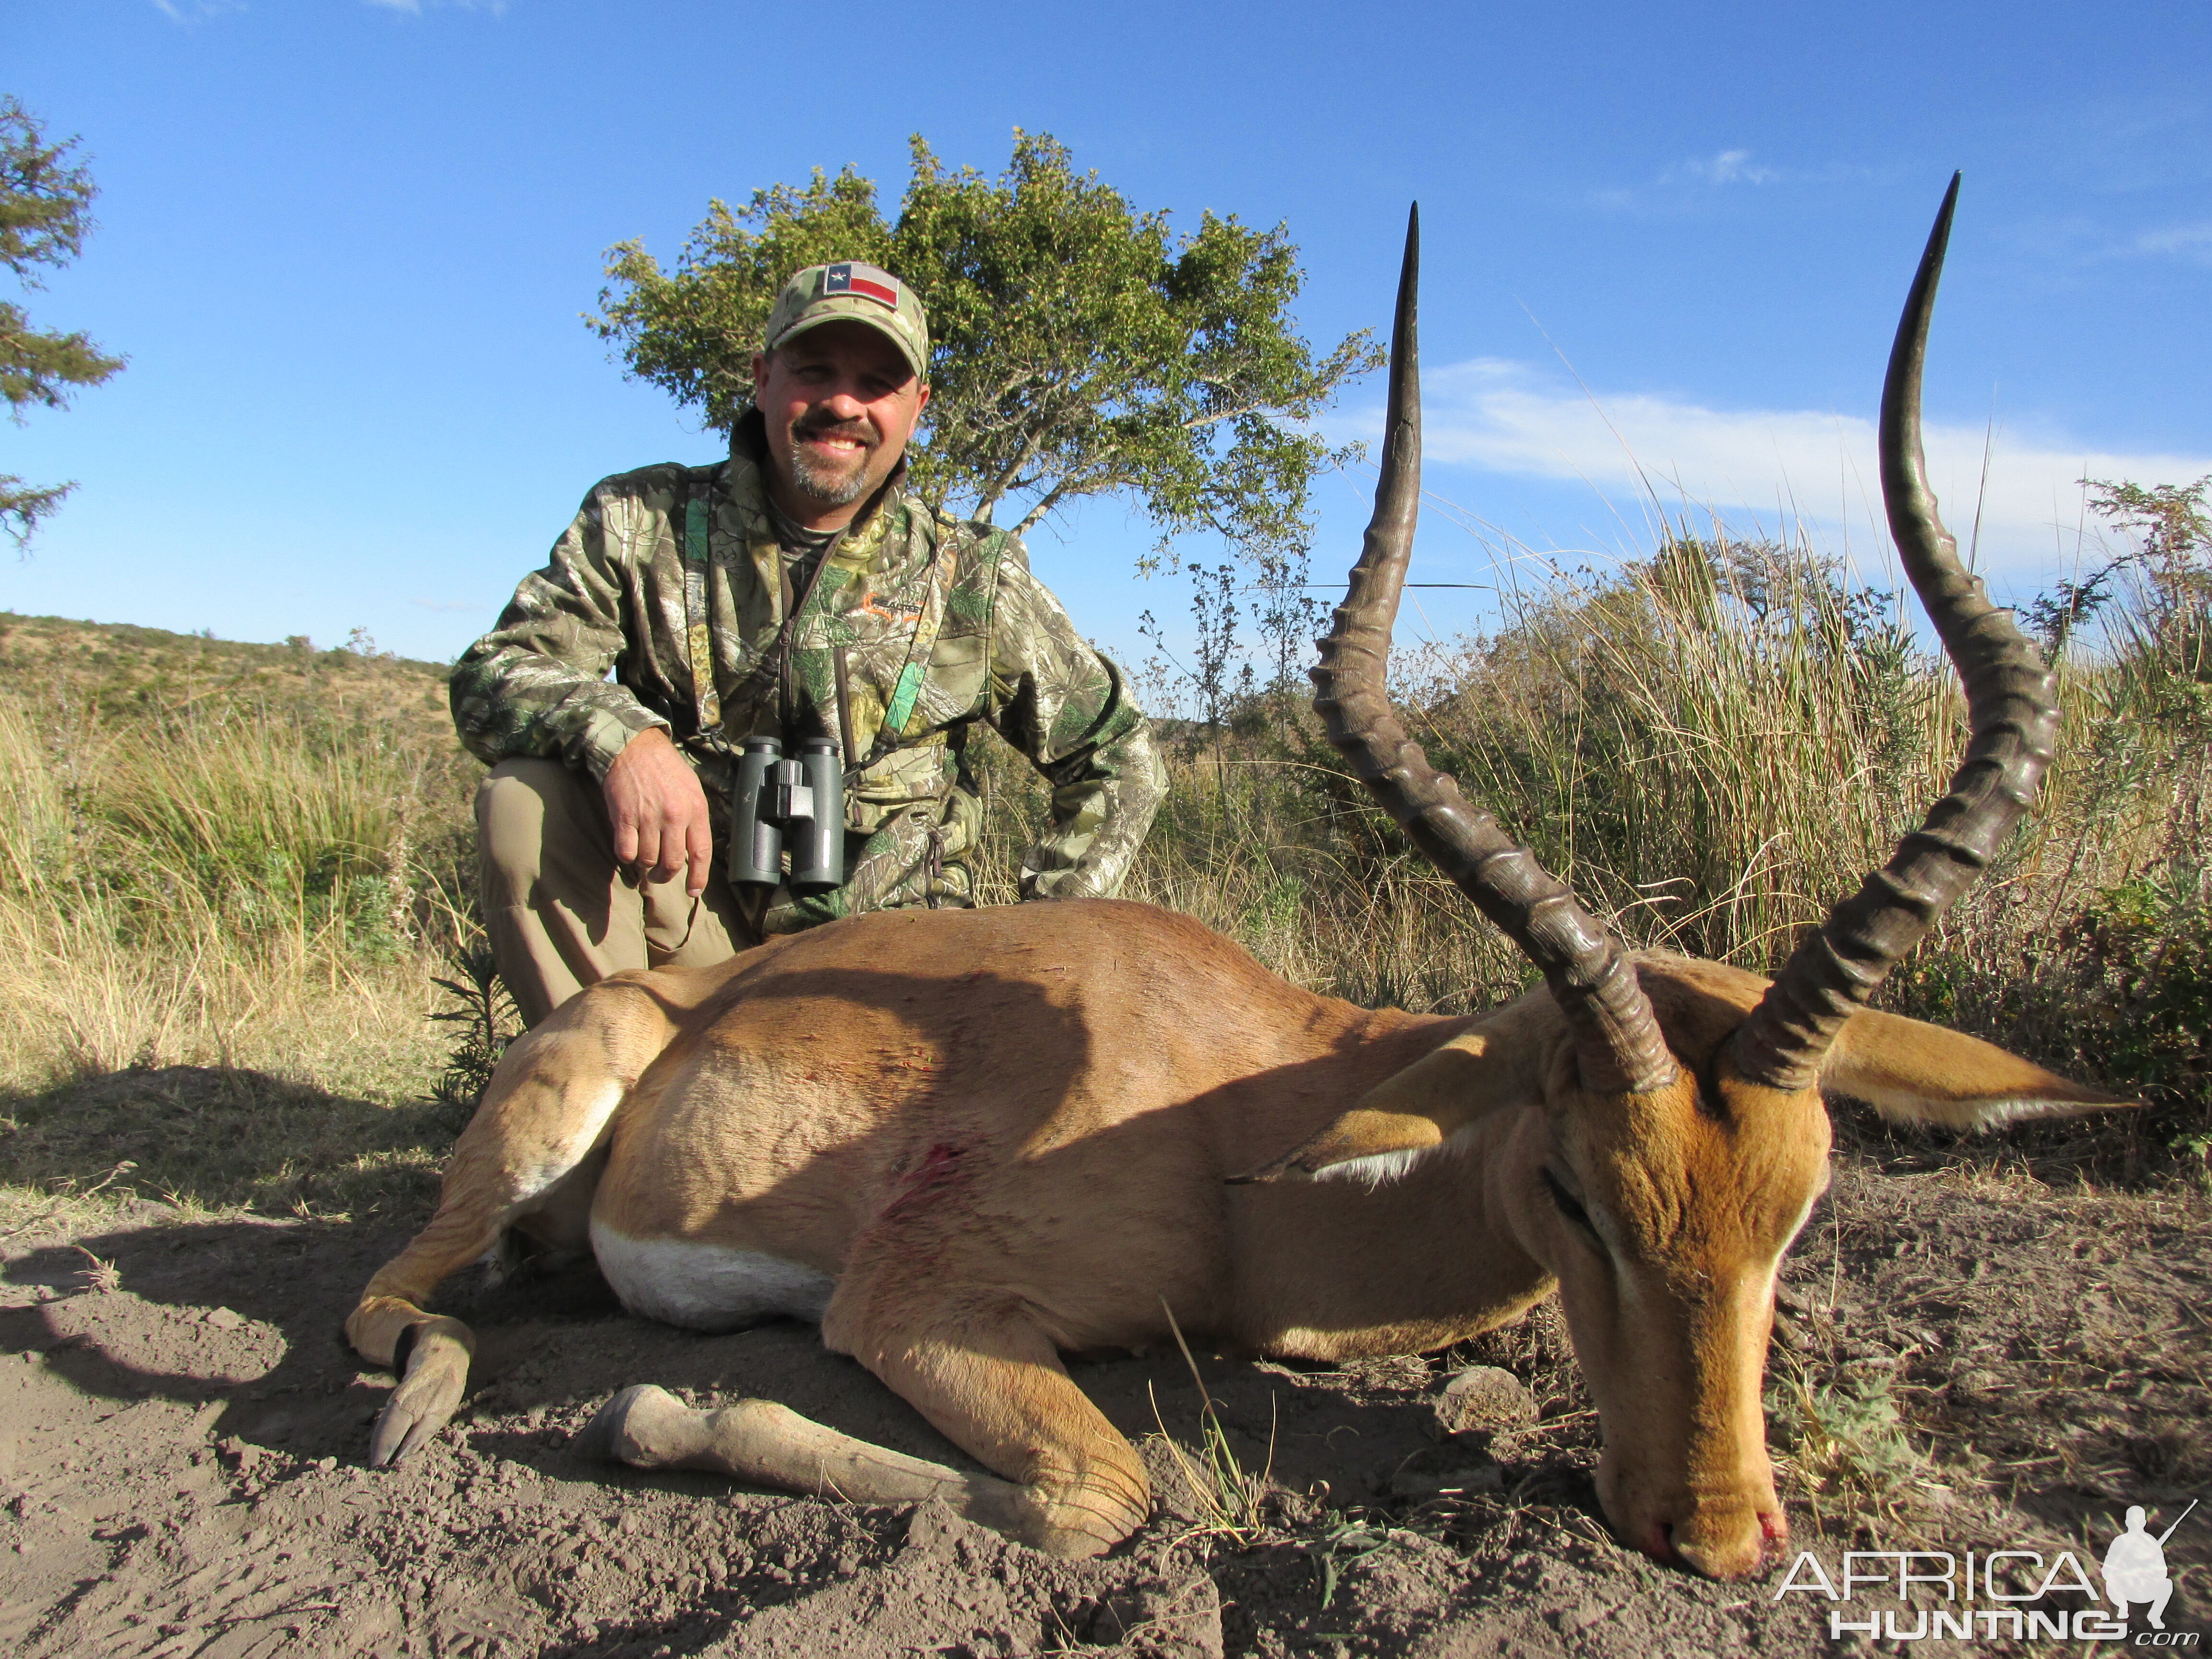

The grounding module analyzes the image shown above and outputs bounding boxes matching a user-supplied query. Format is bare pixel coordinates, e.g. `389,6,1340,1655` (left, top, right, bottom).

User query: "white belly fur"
590,1220,836,1332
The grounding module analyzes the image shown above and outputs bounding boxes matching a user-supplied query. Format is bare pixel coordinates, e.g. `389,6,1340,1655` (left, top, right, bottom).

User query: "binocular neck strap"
854,539,953,778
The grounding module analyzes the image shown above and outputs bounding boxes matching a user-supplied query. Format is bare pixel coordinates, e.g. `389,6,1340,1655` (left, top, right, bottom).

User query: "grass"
1767,1358,1927,1528
1306,1517,1401,1611
0,617,476,1231
980,508,2212,1173
1147,1298,1276,1551
0,477,2204,1238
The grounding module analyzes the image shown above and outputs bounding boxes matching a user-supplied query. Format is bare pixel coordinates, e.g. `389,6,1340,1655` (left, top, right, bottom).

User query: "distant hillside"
0,612,457,746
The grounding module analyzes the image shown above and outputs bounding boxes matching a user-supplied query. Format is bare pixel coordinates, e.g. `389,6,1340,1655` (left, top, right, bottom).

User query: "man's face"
751,322,929,524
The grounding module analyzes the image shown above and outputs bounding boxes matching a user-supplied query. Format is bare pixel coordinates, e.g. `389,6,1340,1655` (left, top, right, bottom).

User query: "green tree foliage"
2029,476,2210,667
592,132,1379,571
1,96,125,548
2085,475,2211,707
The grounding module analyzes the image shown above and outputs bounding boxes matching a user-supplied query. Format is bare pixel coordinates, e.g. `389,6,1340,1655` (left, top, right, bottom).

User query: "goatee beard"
787,425,876,507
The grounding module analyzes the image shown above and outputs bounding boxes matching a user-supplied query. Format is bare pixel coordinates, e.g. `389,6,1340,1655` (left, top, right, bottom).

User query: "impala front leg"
580,1386,1046,1541
825,1282,1153,1557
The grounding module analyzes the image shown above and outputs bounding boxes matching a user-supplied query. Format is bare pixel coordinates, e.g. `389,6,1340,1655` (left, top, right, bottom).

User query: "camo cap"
763,262,930,384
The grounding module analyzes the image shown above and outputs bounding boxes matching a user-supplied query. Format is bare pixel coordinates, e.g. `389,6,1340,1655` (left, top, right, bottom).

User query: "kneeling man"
2103,1506,2175,1629
450,262,1166,1022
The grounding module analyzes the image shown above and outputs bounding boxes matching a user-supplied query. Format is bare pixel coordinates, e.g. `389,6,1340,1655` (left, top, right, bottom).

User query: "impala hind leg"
347,979,679,1464
350,1209,505,1467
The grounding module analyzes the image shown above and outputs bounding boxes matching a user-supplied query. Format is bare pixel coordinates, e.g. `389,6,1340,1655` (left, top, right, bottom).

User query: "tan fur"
349,908,2126,1571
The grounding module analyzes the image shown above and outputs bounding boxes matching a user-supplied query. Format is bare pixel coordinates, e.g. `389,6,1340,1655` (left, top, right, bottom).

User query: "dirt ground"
2,1120,2206,1658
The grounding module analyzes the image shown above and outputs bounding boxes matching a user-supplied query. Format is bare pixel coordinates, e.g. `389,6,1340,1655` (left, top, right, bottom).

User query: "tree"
2,96,124,548
592,132,1379,578
2028,477,2211,661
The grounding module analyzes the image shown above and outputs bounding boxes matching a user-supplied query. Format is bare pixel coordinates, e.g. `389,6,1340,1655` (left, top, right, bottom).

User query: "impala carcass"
348,182,2124,1580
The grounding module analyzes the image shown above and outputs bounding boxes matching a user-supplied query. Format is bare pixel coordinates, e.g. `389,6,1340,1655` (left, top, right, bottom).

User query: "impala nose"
1599,1442,1787,1578
1658,1506,1786,1580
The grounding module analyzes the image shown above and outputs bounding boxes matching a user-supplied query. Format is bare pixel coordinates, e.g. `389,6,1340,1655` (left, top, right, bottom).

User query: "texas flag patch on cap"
825,264,899,308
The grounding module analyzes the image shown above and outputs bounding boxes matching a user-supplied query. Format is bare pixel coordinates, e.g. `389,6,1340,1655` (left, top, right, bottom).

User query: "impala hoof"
578,1383,706,1468
369,1354,468,1467
363,1316,478,1468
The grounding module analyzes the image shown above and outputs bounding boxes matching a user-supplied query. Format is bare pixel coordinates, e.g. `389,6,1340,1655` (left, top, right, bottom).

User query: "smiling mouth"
794,423,874,459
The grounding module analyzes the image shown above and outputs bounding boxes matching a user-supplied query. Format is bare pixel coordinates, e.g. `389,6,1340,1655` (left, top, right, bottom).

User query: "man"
452,260,1166,1024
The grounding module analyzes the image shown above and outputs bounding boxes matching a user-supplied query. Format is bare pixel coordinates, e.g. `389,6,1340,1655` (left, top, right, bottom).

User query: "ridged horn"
1311,205,1677,1096
1731,175,2060,1090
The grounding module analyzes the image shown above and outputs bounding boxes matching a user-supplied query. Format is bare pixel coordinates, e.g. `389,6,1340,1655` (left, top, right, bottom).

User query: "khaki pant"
477,758,754,1026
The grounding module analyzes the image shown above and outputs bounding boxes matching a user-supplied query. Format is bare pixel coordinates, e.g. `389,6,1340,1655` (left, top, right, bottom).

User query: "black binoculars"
731,735,844,895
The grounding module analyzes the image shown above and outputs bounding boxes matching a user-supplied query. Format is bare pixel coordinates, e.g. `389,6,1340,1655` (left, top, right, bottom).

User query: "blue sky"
5,0,2207,691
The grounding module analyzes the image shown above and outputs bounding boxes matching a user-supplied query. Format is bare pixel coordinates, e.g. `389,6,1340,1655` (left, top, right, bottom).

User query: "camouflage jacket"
451,412,1165,933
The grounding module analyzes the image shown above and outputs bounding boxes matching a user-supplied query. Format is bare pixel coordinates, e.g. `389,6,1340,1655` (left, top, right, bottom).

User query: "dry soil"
2,1138,2206,1658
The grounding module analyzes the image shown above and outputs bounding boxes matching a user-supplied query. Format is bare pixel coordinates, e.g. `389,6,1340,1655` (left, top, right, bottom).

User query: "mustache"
792,415,877,447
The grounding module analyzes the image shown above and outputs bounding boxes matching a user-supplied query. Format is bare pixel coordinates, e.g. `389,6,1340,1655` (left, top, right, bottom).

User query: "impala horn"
1311,205,1676,1096
1731,175,2060,1090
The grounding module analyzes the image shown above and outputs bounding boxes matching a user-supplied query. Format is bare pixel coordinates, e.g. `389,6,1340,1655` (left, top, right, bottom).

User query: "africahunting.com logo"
1772,1501,2198,1644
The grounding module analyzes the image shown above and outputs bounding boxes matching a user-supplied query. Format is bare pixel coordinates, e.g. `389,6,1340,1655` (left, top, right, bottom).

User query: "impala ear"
1821,1009,2135,1132
1233,1027,1531,1185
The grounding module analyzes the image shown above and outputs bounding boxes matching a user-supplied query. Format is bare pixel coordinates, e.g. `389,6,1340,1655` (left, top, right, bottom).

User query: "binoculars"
731,735,845,895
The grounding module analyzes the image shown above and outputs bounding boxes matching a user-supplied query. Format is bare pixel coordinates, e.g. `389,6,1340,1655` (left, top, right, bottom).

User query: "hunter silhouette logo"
2106,1501,2194,1632
1772,1501,2200,1644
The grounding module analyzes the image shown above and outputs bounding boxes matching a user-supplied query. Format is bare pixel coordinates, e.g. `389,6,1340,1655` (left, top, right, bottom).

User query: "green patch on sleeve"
684,497,709,566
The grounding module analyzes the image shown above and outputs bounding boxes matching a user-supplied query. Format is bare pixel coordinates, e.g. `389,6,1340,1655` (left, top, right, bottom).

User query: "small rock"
217,1437,264,1474
203,1307,246,1330
1434,1366,1537,1438
1548,1600,1614,1636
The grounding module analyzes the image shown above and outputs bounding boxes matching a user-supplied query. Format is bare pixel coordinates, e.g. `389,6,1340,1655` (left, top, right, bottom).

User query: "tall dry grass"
0,693,474,1089
976,518,2209,1162
0,669,482,1226
2,481,2203,1229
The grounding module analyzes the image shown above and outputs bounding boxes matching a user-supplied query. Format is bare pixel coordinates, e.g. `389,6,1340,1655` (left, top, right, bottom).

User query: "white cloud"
2130,222,2212,266
361,0,510,13
149,0,247,21
1587,149,1860,215
1329,359,2212,585
1685,149,1777,187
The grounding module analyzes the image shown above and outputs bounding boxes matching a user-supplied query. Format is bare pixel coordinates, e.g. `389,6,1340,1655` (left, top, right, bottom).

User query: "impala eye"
1543,1168,1597,1235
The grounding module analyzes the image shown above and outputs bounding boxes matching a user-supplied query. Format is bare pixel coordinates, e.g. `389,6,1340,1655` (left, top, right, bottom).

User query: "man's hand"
603,727,713,897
